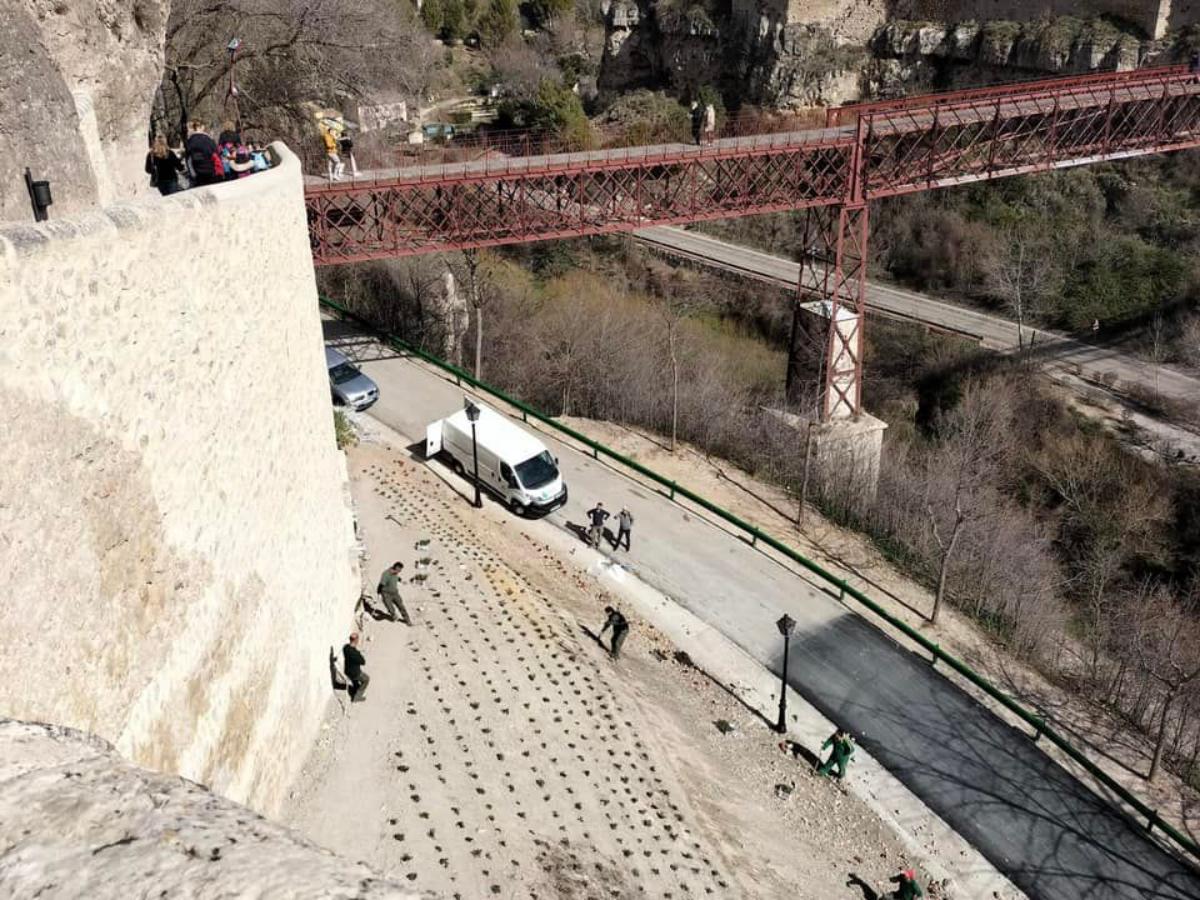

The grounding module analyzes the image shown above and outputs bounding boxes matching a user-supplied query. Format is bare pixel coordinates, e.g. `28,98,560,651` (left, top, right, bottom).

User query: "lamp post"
226,37,242,129
775,613,796,734
464,398,482,509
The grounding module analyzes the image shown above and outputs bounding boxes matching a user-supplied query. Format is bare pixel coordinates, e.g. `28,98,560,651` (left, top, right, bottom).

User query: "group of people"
339,561,414,704
585,501,635,551
321,122,358,181
690,101,717,146
145,120,272,196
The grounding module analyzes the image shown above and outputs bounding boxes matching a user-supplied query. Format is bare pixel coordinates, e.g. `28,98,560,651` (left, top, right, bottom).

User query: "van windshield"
329,362,361,385
515,451,558,490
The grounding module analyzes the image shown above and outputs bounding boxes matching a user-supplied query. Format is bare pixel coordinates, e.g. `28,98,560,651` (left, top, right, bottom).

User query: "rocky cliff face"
0,719,423,899
3,1,167,222
868,18,1170,96
598,0,1187,109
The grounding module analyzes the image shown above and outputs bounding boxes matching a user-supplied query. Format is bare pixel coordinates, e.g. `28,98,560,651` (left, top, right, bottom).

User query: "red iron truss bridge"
305,65,1200,419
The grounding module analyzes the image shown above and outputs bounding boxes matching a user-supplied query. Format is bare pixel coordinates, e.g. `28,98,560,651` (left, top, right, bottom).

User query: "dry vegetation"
322,233,1200,794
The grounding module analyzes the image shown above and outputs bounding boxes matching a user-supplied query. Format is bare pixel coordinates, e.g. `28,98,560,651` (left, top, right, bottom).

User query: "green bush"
333,409,358,450
498,79,593,148
478,0,518,46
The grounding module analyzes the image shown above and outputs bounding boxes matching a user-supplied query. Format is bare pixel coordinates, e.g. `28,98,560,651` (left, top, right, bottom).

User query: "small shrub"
334,409,358,450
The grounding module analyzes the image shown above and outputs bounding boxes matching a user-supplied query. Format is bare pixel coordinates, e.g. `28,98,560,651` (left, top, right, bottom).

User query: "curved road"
636,225,1200,411
324,314,1200,900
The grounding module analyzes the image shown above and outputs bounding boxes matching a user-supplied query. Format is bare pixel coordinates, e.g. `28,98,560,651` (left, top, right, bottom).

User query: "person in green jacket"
376,561,411,624
889,869,924,899
816,729,855,779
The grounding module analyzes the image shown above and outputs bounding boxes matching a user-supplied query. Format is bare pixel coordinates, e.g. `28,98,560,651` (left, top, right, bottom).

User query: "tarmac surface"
323,315,1200,899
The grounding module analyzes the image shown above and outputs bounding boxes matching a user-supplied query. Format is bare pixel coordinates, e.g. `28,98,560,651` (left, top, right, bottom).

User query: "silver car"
325,346,379,411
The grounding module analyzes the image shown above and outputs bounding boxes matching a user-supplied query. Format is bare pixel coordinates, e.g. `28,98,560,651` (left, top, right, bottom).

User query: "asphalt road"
637,225,1200,410
323,316,1200,899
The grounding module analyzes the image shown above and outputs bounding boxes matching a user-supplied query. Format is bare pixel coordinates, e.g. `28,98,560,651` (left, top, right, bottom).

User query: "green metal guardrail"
320,294,1200,867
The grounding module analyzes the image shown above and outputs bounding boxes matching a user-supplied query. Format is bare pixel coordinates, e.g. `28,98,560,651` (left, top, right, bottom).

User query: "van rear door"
425,420,443,458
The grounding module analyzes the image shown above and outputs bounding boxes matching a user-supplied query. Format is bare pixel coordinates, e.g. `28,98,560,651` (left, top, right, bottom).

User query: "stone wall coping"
0,142,301,266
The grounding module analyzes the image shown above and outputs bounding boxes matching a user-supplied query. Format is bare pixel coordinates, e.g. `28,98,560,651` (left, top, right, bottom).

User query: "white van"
426,402,568,516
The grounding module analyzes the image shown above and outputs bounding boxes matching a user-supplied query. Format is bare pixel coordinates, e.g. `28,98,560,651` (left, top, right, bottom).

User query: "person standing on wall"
613,506,634,551
377,561,412,625
690,101,703,146
145,134,184,196
703,103,716,144
185,121,222,187
342,633,370,703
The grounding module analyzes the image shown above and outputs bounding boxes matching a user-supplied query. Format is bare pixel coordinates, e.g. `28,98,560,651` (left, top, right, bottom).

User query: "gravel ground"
282,442,933,899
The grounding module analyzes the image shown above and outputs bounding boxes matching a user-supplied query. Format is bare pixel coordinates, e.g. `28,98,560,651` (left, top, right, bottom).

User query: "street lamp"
775,613,796,734
226,37,242,128
464,398,482,509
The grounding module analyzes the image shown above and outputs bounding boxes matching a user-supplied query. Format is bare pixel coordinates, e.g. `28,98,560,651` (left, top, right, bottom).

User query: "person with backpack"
144,134,184,195
185,121,222,187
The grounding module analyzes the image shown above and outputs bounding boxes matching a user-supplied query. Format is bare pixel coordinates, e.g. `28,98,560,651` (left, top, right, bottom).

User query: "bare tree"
984,229,1056,352
924,380,1012,623
1126,582,1200,781
162,0,434,140
653,274,696,452
457,250,498,379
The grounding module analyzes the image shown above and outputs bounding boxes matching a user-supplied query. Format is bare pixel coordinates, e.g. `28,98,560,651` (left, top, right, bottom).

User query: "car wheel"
509,499,525,516
449,456,464,475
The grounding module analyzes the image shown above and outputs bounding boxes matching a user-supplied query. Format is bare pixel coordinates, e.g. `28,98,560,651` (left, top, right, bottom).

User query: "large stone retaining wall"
0,145,359,816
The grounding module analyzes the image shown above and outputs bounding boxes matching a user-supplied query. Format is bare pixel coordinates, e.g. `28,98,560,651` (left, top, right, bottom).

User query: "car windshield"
515,451,558,490
329,363,361,385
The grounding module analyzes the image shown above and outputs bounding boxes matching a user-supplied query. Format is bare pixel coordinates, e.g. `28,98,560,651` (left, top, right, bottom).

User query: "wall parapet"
0,141,358,816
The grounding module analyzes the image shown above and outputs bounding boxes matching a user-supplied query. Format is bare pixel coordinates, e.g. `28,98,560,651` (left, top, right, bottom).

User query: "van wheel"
449,456,464,476
509,499,525,516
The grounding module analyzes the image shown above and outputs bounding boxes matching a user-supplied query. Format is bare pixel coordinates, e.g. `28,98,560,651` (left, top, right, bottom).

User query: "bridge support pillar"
786,187,882,511
791,203,869,421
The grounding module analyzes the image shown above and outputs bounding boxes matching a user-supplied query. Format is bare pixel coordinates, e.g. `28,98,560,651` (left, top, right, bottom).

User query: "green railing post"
669,481,676,499
930,644,939,668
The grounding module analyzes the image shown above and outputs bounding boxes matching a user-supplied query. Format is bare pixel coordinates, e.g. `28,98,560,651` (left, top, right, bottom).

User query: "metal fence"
319,294,1200,868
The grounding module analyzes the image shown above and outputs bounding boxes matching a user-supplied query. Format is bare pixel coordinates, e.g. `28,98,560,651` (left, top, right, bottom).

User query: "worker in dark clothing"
598,606,629,659
816,729,855,779
376,561,411,624
690,101,703,145
889,869,924,899
613,506,634,551
586,502,609,549
1190,50,1200,82
343,633,369,702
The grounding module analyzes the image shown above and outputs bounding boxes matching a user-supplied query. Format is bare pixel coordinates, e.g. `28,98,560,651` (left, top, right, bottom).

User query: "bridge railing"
827,64,1190,126
302,106,831,187
320,292,1200,871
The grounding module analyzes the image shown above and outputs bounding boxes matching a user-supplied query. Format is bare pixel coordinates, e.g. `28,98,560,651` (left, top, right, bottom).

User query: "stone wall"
0,145,360,816
0,719,420,898
3,1,167,222
895,0,1173,39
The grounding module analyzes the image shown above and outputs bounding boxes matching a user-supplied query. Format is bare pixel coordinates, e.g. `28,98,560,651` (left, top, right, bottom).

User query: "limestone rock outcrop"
3,0,167,222
0,719,424,899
